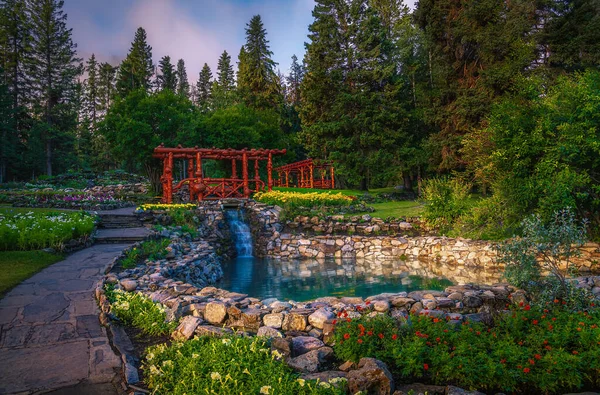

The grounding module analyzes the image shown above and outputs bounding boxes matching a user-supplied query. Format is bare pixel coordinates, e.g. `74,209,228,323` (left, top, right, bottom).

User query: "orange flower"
392,334,398,340
378,333,384,339
534,354,541,360
343,333,350,340
523,368,530,373
572,350,579,355
423,363,429,371
357,339,363,344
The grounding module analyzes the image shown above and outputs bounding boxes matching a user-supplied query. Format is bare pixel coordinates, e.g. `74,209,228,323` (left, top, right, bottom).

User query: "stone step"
98,214,144,229
95,227,151,244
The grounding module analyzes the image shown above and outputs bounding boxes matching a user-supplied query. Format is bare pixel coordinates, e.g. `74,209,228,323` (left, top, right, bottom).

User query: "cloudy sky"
64,0,416,82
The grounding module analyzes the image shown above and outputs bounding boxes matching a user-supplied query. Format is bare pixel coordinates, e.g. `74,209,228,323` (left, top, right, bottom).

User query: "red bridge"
274,159,335,189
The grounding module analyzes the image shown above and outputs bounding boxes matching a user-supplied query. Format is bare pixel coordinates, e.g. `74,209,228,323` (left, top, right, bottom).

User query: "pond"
217,256,454,301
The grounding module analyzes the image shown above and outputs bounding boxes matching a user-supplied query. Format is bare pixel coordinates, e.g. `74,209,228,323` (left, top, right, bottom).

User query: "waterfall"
225,209,253,257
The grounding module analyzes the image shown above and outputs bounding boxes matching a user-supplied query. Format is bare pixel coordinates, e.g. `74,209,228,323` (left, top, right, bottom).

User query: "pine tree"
98,62,116,114
157,55,177,92
196,63,212,108
27,0,82,176
216,50,235,91
175,58,189,98
286,54,304,106
116,27,153,97
84,54,99,134
237,15,280,109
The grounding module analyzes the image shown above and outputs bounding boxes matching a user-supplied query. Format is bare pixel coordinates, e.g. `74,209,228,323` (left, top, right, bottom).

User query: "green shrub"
143,336,346,394
121,238,171,269
499,208,593,309
421,177,471,231
332,305,600,393
105,285,176,336
0,210,95,251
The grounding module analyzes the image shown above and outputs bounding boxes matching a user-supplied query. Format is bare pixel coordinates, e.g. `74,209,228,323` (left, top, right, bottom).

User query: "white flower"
162,360,173,367
329,377,347,384
149,365,160,375
146,352,154,361
243,368,251,375
221,338,231,345
210,372,221,380
296,378,305,387
319,382,331,388
260,386,272,394
191,353,200,359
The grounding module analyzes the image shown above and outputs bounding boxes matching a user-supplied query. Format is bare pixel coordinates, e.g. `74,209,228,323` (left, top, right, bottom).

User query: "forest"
1,0,599,236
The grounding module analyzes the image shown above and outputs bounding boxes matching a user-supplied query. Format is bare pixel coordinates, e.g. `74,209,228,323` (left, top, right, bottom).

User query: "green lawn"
0,251,64,298
367,200,424,219
0,205,74,214
273,186,398,196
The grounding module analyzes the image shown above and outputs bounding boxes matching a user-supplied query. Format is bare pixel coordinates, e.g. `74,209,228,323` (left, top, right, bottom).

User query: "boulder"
446,386,486,395
373,300,391,312
308,308,335,329
282,313,307,331
287,347,334,373
347,358,394,395
120,279,137,292
204,302,227,325
393,383,445,395
172,316,202,341
263,313,284,328
291,336,325,356
257,326,283,338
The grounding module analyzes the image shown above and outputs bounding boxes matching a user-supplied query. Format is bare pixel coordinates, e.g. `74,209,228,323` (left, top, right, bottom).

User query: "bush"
143,336,346,395
421,177,472,231
499,208,593,309
0,210,96,251
332,305,600,394
121,238,171,269
105,285,176,336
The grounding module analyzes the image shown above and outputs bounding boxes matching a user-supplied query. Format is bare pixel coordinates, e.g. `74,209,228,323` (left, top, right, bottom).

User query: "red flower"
343,333,350,340
343,311,348,318
367,331,373,336
358,324,365,332
357,306,363,311
523,368,530,373
533,320,539,325
357,339,363,344
543,339,548,345
519,302,524,307
500,359,506,364
423,363,429,371
529,359,535,365
544,309,549,313
476,331,481,335
346,318,351,323
378,333,384,339
443,329,448,333
337,311,343,318
545,345,552,351
548,324,554,331
554,299,559,304
436,337,441,342
551,317,556,321
392,334,398,340
534,354,541,360
572,350,579,355
365,301,371,305
433,318,440,323
332,320,337,325
524,305,531,311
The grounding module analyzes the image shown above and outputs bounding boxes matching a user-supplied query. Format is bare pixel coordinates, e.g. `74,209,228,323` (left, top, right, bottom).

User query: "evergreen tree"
98,61,116,114
116,27,153,97
27,0,82,176
176,58,189,98
286,54,304,106
216,50,235,91
84,53,99,134
196,63,212,108
237,15,280,109
157,55,177,92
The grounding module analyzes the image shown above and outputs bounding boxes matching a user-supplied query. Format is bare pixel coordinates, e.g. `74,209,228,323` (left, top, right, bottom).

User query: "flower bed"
136,203,197,212
0,210,96,251
254,191,354,208
333,304,600,394
4,190,133,210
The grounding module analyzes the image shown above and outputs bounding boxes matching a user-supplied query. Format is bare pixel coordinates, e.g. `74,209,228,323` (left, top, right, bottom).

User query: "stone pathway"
0,244,130,394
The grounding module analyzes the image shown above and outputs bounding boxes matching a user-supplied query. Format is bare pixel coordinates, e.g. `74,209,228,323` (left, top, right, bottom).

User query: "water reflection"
217,257,474,301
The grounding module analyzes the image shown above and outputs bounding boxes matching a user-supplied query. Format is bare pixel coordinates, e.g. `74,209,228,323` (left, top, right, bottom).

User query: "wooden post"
188,157,195,201
267,153,273,191
254,159,260,192
196,152,203,201
309,164,314,189
330,166,335,189
321,169,324,189
166,152,174,203
300,168,304,188
232,159,237,179
242,151,249,197
285,171,289,187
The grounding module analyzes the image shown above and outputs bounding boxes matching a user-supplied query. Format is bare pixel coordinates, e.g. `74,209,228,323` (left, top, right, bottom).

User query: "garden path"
0,244,129,394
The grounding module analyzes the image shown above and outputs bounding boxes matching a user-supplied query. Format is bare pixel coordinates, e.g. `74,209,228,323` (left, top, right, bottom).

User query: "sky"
64,0,416,83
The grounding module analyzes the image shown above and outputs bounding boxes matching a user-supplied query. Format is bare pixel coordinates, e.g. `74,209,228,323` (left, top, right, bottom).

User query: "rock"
291,336,325,356
308,308,335,329
341,296,364,305
447,292,463,300
195,325,233,337
347,358,394,395
282,313,307,331
204,302,228,325
172,316,202,341
287,347,334,373
391,297,415,307
271,337,292,358
120,279,137,292
410,302,423,314
446,385,486,395
257,326,283,338
393,383,445,395
463,295,483,308
373,300,390,312
263,313,284,328
339,361,355,371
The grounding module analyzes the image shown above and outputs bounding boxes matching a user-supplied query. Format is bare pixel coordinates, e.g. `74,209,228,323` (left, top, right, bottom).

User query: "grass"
365,201,423,219
273,186,398,197
0,251,64,298
0,205,74,214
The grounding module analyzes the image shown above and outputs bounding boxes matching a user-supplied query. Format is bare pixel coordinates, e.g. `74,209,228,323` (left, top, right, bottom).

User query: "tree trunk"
360,176,368,191
403,174,413,191
145,162,162,195
46,138,52,176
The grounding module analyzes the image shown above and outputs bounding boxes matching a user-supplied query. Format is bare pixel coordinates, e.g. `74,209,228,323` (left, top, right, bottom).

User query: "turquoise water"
217,257,453,301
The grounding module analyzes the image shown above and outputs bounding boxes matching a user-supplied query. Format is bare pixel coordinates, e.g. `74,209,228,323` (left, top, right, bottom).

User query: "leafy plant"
499,208,592,309
143,336,346,394
421,177,472,231
104,285,176,336
120,238,171,269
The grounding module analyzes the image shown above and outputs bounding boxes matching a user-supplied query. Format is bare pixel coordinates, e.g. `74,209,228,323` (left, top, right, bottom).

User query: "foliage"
104,286,176,336
255,190,353,208
157,55,177,92
136,203,197,212
499,208,592,309
120,238,171,269
175,58,189,99
0,250,64,298
143,335,346,395
0,210,95,251
421,177,472,230
333,305,600,393
116,27,153,97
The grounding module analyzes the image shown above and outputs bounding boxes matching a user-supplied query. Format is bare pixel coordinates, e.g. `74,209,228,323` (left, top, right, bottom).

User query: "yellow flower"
260,386,272,394
296,378,305,387
210,372,221,380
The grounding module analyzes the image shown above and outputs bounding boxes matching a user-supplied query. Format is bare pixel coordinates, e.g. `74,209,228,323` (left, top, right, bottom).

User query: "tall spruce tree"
175,58,189,98
27,0,82,176
196,63,212,108
216,50,235,90
157,55,177,92
84,54,99,134
98,62,116,114
237,15,280,109
116,27,153,97
286,54,304,106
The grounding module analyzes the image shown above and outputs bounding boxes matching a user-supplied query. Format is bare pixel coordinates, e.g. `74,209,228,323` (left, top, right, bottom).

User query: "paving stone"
21,292,70,323
28,323,79,346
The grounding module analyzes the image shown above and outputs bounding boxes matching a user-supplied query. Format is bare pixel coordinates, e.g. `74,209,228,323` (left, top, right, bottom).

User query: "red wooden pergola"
153,145,286,203
273,159,335,189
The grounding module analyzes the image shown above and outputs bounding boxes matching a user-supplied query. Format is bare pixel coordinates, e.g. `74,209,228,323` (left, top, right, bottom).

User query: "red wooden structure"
153,145,286,203
274,159,335,189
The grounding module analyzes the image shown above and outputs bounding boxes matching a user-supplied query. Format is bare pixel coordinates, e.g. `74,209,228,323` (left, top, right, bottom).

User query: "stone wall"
87,183,148,195
245,201,600,275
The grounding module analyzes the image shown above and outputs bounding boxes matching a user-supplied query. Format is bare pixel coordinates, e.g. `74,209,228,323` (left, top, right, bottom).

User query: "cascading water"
225,209,253,257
